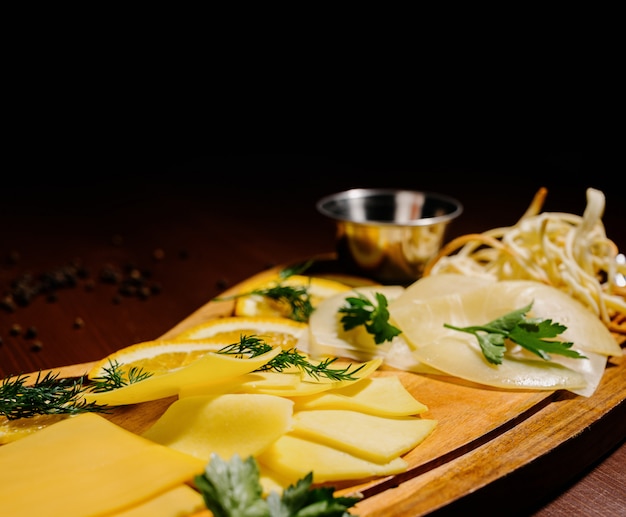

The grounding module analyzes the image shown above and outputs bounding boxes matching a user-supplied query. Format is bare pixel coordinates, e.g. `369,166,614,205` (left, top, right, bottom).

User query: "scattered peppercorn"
1,250,168,347
30,340,43,351
0,296,16,313
24,326,38,339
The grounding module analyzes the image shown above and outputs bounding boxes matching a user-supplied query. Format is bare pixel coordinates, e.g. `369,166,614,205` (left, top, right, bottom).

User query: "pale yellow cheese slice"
291,409,437,463
111,484,205,517
234,358,384,398
292,375,428,416
257,434,408,484
0,413,205,517
390,278,618,395
179,371,302,397
308,286,439,374
412,334,588,391
142,393,294,462
82,346,281,405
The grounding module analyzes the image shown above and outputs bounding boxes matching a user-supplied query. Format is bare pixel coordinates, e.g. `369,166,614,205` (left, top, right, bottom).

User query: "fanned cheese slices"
290,409,437,463
309,273,621,396
257,434,409,484
389,274,621,396
292,375,429,417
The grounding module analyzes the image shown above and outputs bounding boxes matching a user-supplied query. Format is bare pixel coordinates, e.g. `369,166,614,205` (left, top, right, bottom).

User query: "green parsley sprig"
338,292,402,344
218,335,366,381
444,301,588,365
195,453,362,517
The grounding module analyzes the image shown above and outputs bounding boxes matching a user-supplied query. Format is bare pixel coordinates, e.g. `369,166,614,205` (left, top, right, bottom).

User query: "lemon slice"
172,316,310,352
87,339,228,380
0,414,70,445
233,274,352,319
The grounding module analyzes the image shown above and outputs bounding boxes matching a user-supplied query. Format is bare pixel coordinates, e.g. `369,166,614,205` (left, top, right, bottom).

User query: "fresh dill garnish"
444,301,588,365
0,371,110,420
218,335,366,381
88,359,154,392
338,292,402,344
278,259,315,279
213,281,314,322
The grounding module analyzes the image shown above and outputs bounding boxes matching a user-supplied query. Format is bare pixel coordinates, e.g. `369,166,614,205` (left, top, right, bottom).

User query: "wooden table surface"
1,153,624,516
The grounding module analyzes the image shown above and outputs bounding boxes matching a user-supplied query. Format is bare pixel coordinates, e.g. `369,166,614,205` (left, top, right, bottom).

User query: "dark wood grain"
1,153,624,515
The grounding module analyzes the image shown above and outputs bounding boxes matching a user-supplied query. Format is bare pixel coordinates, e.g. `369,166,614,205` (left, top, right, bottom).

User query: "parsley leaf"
338,292,402,344
444,301,587,365
195,454,362,517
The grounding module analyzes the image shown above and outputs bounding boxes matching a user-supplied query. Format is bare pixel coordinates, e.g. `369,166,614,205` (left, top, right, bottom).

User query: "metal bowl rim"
316,188,463,226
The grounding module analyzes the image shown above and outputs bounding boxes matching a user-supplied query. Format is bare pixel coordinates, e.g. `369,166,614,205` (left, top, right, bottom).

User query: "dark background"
4,150,622,250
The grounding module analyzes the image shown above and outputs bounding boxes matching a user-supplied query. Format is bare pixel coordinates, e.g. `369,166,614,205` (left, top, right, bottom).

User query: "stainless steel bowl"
317,188,463,284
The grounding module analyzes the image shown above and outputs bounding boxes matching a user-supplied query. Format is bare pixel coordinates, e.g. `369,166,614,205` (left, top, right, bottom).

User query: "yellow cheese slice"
233,358,384,398
257,433,408,484
291,409,437,463
179,371,302,397
292,375,428,416
142,393,294,462
0,413,205,517
111,484,205,517
83,346,281,405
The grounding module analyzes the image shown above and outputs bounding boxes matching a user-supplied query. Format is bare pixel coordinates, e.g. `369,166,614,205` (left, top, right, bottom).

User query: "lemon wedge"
233,274,352,319
172,316,310,352
87,339,228,380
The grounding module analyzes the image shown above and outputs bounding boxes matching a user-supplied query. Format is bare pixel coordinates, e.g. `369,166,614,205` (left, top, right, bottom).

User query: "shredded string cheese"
425,187,626,334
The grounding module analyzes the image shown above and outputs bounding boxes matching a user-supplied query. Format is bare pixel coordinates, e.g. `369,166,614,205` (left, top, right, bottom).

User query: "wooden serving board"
22,266,626,516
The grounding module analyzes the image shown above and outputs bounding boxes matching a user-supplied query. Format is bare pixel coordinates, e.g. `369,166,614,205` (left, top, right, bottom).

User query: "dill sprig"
0,371,110,420
88,359,154,392
278,259,315,279
218,335,366,381
213,282,314,322
253,284,314,322
213,262,316,322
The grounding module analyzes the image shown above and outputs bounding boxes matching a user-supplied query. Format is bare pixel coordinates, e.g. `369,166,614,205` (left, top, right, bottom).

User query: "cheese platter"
3,259,624,517
1,181,625,516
